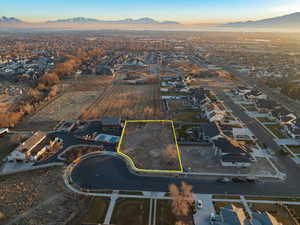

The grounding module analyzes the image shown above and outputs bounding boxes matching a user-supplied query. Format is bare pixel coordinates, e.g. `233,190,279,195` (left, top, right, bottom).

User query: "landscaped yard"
173,111,208,122
111,198,149,225
256,117,276,123
76,197,109,225
265,124,286,138
289,146,300,154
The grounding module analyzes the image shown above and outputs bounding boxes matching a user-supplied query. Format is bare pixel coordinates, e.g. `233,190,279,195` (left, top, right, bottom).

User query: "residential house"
270,107,296,123
211,204,282,225
6,131,46,162
244,90,267,101
284,118,300,139
0,128,8,135
102,117,122,132
255,99,279,113
199,122,223,142
235,86,252,96
232,128,256,141
213,138,253,167
203,103,226,122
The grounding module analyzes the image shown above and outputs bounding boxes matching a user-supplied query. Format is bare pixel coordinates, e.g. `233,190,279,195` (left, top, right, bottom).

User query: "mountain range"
0,16,23,23
0,16,179,24
221,12,300,28
46,17,179,24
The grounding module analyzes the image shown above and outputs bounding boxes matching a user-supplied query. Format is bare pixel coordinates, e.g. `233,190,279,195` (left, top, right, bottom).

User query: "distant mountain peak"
0,16,23,23
46,17,180,24
221,12,300,28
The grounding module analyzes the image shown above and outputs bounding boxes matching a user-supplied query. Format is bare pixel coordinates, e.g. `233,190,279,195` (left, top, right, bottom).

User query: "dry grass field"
18,91,102,131
119,121,181,171
82,83,166,120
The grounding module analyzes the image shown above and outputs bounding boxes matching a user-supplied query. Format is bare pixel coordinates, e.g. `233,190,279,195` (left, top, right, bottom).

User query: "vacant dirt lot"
119,121,181,171
0,167,90,225
180,145,276,175
83,83,166,120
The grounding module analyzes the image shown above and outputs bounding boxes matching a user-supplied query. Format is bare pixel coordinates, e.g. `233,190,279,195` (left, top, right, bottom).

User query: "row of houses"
233,86,300,139
188,88,256,168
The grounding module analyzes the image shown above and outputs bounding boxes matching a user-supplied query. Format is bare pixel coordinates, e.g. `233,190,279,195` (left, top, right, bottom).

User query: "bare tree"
169,182,194,217
163,144,178,165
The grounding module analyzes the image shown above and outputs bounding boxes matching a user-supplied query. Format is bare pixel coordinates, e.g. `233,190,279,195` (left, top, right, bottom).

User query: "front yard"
265,124,286,138
172,111,208,122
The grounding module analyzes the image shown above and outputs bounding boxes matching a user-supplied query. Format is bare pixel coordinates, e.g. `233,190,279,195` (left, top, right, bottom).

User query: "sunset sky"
2,0,300,23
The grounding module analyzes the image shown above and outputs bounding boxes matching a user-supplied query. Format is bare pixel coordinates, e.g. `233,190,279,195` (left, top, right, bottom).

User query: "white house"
284,119,300,139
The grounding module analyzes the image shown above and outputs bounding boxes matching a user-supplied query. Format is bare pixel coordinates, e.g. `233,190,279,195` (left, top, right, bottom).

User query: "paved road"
220,64,300,117
70,154,300,197
215,89,300,193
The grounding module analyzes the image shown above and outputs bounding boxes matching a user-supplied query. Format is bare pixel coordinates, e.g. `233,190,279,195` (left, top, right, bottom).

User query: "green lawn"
111,198,149,225
173,111,208,122
265,125,286,138
289,146,300,154
76,197,109,225
256,117,276,123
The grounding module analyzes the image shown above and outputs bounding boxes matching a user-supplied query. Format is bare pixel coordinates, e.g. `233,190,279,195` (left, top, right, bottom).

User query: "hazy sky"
2,0,300,23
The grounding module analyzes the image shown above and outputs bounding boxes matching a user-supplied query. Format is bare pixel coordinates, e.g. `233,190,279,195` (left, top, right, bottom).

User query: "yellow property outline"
117,120,183,173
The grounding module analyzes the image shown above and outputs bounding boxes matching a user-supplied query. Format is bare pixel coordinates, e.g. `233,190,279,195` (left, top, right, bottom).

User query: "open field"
156,199,193,225
0,95,17,113
172,111,208,122
0,167,89,225
18,91,102,131
111,198,149,225
83,83,166,120
60,76,113,92
119,121,182,171
75,197,109,225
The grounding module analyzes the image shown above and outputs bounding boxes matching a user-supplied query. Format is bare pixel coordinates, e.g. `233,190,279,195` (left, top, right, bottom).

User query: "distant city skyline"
2,0,300,24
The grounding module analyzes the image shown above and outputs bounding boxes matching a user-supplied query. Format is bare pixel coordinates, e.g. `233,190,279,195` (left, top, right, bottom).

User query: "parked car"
210,213,217,224
232,177,247,183
217,177,231,183
196,200,204,209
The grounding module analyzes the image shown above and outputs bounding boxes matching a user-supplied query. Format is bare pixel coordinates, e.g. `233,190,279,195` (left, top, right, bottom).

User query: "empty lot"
119,121,181,171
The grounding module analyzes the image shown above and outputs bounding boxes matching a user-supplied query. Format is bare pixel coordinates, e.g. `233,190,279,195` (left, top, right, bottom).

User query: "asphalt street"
71,154,300,197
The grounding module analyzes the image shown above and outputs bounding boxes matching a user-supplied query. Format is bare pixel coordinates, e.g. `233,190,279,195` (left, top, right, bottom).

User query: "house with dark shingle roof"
213,138,253,167
284,118,300,139
211,204,282,225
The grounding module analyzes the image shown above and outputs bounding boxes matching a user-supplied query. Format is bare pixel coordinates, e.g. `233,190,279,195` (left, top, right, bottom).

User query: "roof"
102,117,121,126
256,99,278,110
220,204,246,225
214,138,252,155
201,122,221,137
280,115,296,123
15,131,46,153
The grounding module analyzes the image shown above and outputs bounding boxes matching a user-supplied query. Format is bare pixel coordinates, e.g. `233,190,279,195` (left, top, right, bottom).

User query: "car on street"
196,200,204,209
